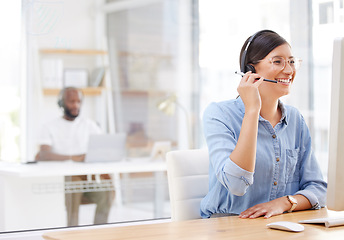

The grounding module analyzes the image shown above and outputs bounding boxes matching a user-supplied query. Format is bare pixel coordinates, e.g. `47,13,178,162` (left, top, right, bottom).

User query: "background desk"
0,159,166,232
42,208,344,240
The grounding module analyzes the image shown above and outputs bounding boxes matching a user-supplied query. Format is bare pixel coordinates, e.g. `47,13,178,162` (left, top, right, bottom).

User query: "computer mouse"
266,221,305,232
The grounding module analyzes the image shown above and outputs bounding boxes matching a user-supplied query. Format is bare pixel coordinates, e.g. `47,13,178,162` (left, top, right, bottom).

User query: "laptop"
84,133,127,163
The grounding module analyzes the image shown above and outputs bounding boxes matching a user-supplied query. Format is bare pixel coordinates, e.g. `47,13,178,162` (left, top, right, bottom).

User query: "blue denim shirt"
200,97,327,218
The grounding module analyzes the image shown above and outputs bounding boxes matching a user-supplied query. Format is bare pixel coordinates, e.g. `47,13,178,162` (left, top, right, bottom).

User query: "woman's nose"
283,61,294,74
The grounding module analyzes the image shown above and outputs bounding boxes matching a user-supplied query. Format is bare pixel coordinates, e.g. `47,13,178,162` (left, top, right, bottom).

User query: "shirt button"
274,181,278,185
272,134,276,138
276,157,280,162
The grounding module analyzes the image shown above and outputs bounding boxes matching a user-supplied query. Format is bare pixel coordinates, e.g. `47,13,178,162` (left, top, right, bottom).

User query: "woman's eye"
273,60,282,65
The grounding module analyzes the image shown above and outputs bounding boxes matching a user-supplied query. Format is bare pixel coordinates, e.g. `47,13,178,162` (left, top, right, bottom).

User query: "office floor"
0,201,171,240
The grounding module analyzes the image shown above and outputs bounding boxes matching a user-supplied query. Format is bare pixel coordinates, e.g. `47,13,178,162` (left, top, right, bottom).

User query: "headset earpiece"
241,30,272,73
57,89,65,108
58,99,64,108
245,64,256,73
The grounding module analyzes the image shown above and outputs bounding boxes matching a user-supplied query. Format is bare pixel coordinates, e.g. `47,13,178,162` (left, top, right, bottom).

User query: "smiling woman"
200,30,327,219
252,44,296,99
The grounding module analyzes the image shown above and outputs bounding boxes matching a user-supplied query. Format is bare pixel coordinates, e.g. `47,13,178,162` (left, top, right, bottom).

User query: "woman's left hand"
238,197,290,219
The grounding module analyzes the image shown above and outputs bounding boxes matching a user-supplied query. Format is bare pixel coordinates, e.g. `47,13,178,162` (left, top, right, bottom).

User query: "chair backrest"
166,148,209,221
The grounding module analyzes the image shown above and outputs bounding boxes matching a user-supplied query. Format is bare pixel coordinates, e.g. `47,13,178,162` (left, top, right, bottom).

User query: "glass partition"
0,0,197,233
2,0,344,234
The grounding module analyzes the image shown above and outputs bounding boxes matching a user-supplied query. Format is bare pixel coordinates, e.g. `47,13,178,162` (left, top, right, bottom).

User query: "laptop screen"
84,133,127,163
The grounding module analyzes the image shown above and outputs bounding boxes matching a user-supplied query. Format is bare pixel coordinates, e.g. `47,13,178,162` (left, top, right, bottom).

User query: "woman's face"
254,43,296,99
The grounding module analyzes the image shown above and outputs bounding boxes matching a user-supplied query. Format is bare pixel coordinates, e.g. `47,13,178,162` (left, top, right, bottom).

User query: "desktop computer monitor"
326,36,344,211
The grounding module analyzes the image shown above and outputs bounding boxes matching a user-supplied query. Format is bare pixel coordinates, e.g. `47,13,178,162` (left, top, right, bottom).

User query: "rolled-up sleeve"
295,189,322,209
219,157,254,196
203,101,254,196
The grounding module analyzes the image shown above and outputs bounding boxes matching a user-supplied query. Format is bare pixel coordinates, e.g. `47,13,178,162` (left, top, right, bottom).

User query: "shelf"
40,49,108,55
43,88,169,97
118,51,172,59
120,89,170,97
43,87,105,96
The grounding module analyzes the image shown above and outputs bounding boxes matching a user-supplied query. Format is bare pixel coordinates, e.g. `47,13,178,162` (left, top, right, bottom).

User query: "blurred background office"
1,0,344,232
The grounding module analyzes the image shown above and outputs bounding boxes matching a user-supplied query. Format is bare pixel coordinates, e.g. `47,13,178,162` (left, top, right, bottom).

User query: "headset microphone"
235,71,277,83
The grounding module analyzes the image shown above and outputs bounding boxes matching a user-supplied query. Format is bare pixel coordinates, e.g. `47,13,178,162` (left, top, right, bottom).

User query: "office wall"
34,0,96,49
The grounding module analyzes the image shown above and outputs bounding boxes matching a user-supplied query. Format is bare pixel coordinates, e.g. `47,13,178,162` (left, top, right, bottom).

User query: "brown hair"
239,30,288,73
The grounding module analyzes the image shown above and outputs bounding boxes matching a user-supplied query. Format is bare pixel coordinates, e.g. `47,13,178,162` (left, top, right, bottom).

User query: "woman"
200,30,327,219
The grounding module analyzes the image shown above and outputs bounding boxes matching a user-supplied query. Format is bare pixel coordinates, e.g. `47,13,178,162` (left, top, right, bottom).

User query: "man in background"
36,87,113,226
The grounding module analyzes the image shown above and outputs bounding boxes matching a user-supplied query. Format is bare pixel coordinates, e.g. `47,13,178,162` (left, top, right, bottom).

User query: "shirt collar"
236,96,288,125
61,116,81,124
278,99,288,125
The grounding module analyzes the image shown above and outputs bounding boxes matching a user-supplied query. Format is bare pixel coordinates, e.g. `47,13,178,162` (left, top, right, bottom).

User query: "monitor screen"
326,37,344,211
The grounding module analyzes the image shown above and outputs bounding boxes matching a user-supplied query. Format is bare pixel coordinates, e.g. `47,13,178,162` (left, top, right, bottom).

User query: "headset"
240,30,274,74
57,89,65,108
57,87,83,109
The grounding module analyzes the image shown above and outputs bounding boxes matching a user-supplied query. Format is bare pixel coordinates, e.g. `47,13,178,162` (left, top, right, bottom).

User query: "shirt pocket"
285,148,300,183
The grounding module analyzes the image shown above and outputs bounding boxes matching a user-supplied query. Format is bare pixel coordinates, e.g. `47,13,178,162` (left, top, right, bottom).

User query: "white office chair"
166,148,209,221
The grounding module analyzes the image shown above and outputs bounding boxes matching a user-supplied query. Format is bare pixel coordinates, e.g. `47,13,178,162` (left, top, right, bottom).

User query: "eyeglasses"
267,56,302,71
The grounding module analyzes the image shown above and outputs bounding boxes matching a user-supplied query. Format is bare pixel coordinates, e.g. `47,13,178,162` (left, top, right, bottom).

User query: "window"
0,1,21,162
319,2,334,24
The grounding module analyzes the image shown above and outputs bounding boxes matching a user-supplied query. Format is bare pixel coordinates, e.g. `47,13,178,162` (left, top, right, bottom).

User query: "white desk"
0,159,166,232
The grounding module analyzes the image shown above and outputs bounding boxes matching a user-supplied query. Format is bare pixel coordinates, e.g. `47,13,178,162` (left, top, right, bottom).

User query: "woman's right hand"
237,71,264,113
230,71,264,172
